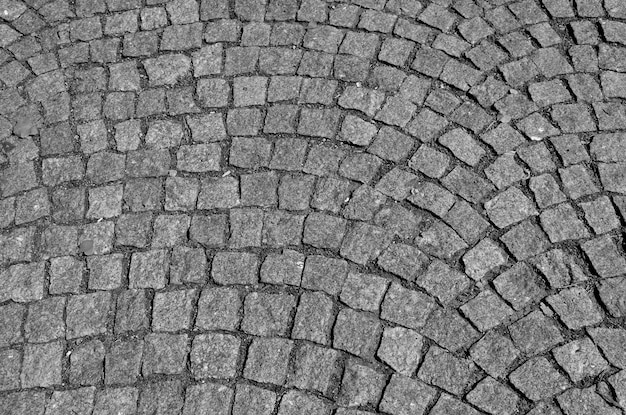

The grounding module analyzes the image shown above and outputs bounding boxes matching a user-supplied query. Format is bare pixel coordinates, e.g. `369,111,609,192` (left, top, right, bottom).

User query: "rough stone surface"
0,4,623,414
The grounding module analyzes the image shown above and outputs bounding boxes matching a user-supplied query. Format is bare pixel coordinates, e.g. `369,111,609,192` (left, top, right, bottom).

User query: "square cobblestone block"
67,292,111,338
242,291,296,336
338,359,387,407
191,333,240,379
21,342,63,388
152,289,195,332
333,308,382,359
340,272,388,313
129,249,169,289
510,306,563,354
380,374,436,415
196,286,241,330
381,283,437,330
510,357,570,401
288,343,341,396
143,333,188,375
212,252,259,285
115,289,149,334
292,291,334,345
244,337,293,385
470,331,520,378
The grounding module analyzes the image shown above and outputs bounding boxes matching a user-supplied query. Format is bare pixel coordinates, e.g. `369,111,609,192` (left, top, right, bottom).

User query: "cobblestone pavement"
1,0,626,414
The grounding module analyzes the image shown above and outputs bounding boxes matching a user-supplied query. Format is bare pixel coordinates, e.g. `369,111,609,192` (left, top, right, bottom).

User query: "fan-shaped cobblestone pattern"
1,0,626,413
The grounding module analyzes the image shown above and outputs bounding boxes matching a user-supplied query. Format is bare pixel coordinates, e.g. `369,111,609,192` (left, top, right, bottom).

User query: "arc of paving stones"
1,0,626,413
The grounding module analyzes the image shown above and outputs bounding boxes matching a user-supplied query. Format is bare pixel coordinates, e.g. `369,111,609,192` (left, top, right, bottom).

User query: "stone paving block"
588,328,626,369
341,222,394,265
0,303,24,347
45,387,96,415
467,377,519,415
0,348,20,390
197,176,240,209
380,374,437,415
444,199,491,244
152,289,195,332
278,174,315,211
378,242,429,282
518,142,557,173
70,339,105,386
461,289,515,332
500,220,550,260
547,286,603,330
195,286,240,331
21,341,63,388
373,204,422,240
232,384,275,415
182,383,233,415
418,345,476,395
23,297,65,343
240,171,279,206
598,276,626,317
377,326,423,376
381,283,437,330
105,340,143,385
288,343,341,395
553,337,609,383
540,203,590,242
277,390,329,415
598,162,626,194
417,260,471,304
375,167,419,201
439,128,486,166
137,381,184,415
67,292,111,338
229,208,263,248
510,356,570,401
333,308,382,359
442,166,495,204
493,262,546,310
409,145,449,178
509,309,564,356
560,164,600,199
242,291,296,336
529,174,567,209
343,184,386,221
114,290,149,334
339,152,382,184
303,212,347,250
557,387,621,415
292,290,334,345
190,333,239,379
142,333,188,376
421,307,479,352
485,186,537,228
470,331,520,378
582,235,626,278
485,153,528,189
244,337,293,385
340,271,388,312
415,220,468,260
129,250,169,289
301,255,348,295
338,359,387,407
408,180,454,217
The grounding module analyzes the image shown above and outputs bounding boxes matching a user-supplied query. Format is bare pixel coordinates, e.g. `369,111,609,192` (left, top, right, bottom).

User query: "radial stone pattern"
1,0,626,413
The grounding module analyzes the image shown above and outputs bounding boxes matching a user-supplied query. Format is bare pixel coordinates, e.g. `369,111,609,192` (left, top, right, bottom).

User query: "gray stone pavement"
1,0,626,413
